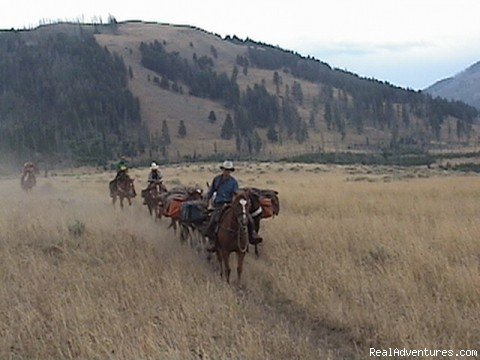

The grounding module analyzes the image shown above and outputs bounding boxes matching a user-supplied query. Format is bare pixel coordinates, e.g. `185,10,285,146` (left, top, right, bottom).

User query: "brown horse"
111,175,136,208
243,188,280,257
141,182,167,218
21,172,36,192
215,190,251,283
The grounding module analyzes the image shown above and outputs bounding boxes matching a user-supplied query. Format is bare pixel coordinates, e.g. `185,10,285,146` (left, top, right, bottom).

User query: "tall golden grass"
0,164,479,359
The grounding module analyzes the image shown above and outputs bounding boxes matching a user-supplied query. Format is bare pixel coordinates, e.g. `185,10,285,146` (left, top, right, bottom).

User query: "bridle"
236,198,249,253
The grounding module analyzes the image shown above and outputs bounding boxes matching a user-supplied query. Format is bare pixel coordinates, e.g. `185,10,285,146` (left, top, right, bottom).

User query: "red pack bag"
260,197,274,219
164,199,183,219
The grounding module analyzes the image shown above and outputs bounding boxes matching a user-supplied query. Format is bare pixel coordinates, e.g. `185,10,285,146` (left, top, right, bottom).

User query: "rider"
22,162,36,177
110,156,129,197
147,162,163,188
142,162,163,204
21,161,37,189
204,160,261,251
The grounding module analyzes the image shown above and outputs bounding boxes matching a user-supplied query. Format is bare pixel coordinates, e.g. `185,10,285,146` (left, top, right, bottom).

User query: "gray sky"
2,0,480,90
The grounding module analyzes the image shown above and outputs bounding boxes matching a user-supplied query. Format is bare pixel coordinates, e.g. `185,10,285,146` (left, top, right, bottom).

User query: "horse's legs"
180,223,189,244
112,195,117,207
237,251,246,283
120,196,124,209
255,244,259,257
216,250,223,277
127,197,132,206
168,219,177,234
223,251,231,284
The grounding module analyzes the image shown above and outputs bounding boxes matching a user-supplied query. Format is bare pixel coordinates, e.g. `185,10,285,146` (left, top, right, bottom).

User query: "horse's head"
232,190,251,228
267,190,280,216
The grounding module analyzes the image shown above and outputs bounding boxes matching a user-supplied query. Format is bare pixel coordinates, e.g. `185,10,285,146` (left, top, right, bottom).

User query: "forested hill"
0,21,478,167
0,25,144,165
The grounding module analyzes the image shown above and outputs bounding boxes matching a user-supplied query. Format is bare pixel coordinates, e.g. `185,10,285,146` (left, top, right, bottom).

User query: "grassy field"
1,163,479,359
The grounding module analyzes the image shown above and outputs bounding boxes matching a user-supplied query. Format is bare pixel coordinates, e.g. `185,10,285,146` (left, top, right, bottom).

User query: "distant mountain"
425,61,480,110
0,21,478,166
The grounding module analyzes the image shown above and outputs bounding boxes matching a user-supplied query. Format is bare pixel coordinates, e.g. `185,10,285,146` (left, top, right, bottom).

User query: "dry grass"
1,164,479,359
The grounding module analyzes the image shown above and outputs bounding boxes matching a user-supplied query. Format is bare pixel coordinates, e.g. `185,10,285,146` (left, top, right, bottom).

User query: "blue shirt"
207,174,239,205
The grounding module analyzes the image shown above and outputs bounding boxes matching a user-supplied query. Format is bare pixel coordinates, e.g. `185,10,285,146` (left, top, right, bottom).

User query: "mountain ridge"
0,21,478,167
425,61,480,110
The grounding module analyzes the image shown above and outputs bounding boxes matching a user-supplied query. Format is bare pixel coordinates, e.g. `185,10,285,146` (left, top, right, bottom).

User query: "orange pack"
164,199,183,219
260,197,274,219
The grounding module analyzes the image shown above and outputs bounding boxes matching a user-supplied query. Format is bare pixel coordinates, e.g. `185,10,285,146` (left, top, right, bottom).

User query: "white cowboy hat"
150,162,159,170
220,160,235,171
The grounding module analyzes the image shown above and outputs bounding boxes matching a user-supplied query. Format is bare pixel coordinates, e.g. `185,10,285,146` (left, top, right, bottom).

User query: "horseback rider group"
110,158,263,250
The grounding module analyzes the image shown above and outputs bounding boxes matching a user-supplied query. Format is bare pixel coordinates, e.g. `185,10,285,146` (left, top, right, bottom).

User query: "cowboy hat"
150,162,159,170
220,160,235,171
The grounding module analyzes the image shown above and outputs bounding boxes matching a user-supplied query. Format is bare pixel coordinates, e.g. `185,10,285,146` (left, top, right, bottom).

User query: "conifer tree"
178,120,187,138
161,120,171,145
208,110,217,123
221,114,234,140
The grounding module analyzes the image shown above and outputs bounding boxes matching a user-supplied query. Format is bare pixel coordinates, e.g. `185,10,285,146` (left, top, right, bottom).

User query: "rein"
237,198,248,253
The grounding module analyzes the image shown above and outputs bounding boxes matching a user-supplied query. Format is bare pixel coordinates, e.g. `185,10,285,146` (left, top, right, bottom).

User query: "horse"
159,186,204,233
178,199,210,251
110,174,136,208
141,182,167,218
21,172,36,192
215,190,251,283
243,187,280,257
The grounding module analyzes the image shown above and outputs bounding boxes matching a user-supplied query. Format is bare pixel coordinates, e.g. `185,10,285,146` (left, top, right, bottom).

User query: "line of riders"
108,157,279,254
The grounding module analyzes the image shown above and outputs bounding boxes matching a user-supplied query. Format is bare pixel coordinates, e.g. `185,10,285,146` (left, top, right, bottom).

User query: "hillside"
0,21,479,167
425,61,480,110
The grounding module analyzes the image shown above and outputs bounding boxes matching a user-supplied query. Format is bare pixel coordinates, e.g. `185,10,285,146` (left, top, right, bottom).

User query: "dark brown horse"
215,190,251,283
141,182,167,218
111,175,136,208
244,188,280,256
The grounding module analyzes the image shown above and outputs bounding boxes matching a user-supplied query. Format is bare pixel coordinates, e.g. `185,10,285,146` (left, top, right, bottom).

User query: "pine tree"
208,110,217,123
292,81,303,105
267,125,278,143
160,77,170,90
309,111,316,130
178,120,187,138
324,102,332,130
161,120,171,145
273,71,281,94
252,131,262,153
221,114,234,139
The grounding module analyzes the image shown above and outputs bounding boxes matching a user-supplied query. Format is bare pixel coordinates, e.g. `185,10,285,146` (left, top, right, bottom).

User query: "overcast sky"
2,0,480,90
